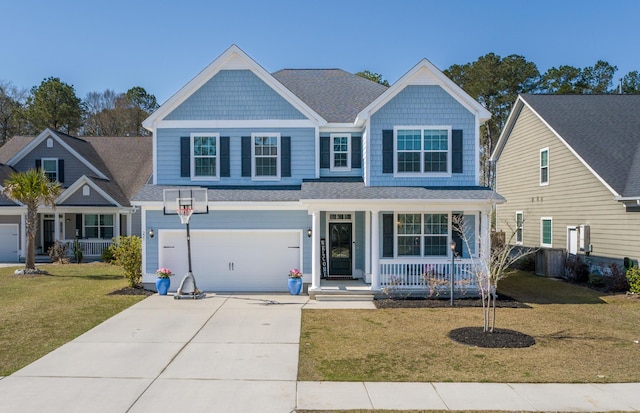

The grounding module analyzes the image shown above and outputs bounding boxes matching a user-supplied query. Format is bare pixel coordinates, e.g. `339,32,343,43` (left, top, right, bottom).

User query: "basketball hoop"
177,206,194,224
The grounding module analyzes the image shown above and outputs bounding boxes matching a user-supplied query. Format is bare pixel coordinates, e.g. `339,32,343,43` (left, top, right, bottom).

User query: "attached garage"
0,224,19,262
158,230,302,292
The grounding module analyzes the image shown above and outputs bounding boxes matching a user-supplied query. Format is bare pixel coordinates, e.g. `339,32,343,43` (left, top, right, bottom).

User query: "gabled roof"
272,69,388,123
356,58,492,126
143,45,326,129
0,131,152,207
493,94,640,198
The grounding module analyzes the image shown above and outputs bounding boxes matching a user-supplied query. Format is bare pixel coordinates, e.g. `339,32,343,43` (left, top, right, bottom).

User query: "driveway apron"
0,294,308,413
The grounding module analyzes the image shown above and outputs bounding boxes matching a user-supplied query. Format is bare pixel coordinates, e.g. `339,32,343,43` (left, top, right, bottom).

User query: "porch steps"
313,294,374,302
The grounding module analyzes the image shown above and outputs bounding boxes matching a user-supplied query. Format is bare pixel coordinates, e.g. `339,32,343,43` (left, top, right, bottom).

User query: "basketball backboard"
163,188,208,215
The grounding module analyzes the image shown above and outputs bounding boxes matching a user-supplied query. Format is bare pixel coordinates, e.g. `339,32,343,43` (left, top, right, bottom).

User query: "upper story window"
540,148,549,185
42,158,58,182
330,134,351,171
192,133,219,179
395,127,451,175
252,133,280,179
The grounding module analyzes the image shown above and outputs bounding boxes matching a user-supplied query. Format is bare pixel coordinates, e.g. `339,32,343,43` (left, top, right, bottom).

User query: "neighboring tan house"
133,45,502,293
492,94,640,271
0,129,152,262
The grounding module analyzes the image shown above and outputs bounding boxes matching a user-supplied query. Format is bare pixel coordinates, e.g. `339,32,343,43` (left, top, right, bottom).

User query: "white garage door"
158,230,301,292
0,224,19,262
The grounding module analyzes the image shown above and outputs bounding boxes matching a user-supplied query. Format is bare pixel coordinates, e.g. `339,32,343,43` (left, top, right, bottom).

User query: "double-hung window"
540,148,549,185
84,214,114,239
397,213,449,257
42,158,58,182
541,217,552,248
192,133,219,179
396,127,451,174
252,133,280,179
515,211,523,244
330,134,350,171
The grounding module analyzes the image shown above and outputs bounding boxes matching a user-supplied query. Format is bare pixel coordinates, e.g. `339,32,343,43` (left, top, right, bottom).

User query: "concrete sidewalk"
0,293,638,412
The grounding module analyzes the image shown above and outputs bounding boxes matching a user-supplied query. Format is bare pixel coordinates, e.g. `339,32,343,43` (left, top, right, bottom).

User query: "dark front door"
43,219,55,253
329,222,352,276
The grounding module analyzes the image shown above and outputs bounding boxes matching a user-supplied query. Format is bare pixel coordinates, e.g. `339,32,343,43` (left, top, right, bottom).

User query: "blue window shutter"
452,129,463,174
351,136,362,169
382,130,393,173
180,137,190,177
220,137,230,177
35,159,41,170
281,136,291,177
320,137,330,168
382,213,394,258
241,136,251,177
58,159,64,183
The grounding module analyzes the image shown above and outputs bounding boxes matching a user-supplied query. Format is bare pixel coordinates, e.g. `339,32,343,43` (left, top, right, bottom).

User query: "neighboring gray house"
134,45,502,293
0,129,152,262
492,94,640,269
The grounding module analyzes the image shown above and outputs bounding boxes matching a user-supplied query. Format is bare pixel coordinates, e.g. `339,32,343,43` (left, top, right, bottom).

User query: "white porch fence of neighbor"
61,239,112,257
380,259,482,297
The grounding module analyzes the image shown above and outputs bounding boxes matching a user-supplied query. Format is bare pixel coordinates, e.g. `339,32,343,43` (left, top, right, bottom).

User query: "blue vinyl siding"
144,209,312,274
369,85,477,186
156,127,316,185
164,70,306,121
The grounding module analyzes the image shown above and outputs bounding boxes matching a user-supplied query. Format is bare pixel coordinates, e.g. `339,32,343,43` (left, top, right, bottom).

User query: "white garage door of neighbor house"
159,230,301,292
0,224,19,262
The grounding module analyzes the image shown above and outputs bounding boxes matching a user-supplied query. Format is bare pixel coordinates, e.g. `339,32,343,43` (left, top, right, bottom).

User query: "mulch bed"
449,327,536,348
374,294,530,309
108,287,154,296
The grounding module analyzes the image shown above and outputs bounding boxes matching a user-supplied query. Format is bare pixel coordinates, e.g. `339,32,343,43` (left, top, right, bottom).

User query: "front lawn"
0,263,148,376
299,272,640,383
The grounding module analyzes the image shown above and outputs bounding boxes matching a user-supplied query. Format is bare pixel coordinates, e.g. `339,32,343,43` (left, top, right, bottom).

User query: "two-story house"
492,94,640,270
134,45,501,293
0,129,152,262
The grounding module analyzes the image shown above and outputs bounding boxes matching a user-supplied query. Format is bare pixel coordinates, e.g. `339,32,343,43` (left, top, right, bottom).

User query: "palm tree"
2,169,62,271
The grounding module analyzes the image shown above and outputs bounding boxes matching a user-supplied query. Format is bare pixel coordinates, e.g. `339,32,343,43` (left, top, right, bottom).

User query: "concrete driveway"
0,294,309,413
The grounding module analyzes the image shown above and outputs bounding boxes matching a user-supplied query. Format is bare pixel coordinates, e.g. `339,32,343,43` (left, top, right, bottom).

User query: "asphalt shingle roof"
522,94,640,197
272,69,388,123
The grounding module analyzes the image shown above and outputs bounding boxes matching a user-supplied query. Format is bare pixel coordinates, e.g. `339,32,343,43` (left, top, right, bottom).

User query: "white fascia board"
517,97,620,198
56,175,121,206
300,198,503,211
320,124,365,133
0,206,26,213
143,45,326,131
355,58,491,126
154,119,318,129
6,129,109,180
132,200,304,211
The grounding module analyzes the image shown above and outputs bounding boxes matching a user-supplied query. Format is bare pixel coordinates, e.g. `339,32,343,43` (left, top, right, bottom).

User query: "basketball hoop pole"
185,219,193,275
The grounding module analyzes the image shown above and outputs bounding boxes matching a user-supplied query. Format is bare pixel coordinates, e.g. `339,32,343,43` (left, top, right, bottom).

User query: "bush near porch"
0,263,148,376
299,271,640,383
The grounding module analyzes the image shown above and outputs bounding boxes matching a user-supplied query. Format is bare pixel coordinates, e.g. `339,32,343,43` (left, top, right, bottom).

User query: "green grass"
299,271,640,383
0,263,147,376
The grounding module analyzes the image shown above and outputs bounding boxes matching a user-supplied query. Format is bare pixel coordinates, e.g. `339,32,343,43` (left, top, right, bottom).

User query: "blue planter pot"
288,277,302,295
156,277,170,295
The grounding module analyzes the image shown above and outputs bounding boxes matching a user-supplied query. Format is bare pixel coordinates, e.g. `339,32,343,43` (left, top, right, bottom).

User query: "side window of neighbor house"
540,148,549,185
541,217,552,248
516,211,523,244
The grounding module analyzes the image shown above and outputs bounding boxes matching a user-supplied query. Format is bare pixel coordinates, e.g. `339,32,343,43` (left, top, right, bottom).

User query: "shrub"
48,241,70,264
605,262,629,293
100,246,115,263
564,256,590,282
516,253,536,272
627,266,640,294
108,236,142,288
72,238,83,264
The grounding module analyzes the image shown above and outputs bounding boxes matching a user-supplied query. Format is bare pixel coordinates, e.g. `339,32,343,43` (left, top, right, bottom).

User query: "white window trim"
540,217,553,248
515,211,524,245
251,132,281,181
393,126,452,177
540,147,549,186
330,133,351,171
83,213,115,240
191,133,220,181
394,212,454,258
41,158,58,181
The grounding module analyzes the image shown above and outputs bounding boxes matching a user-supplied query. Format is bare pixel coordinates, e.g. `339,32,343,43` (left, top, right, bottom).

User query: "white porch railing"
61,239,112,256
380,259,480,294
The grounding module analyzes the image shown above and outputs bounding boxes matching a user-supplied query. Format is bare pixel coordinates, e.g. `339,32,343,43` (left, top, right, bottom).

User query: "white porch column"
114,212,121,238
365,210,371,275
310,210,320,290
126,211,133,237
54,214,60,242
370,209,380,290
481,207,491,266
20,213,26,259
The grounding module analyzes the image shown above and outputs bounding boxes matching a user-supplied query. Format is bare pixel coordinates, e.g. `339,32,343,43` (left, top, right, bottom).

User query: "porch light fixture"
450,240,456,306
307,228,312,238
148,228,154,238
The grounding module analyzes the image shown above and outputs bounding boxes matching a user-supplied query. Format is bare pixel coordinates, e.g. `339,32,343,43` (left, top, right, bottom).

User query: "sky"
2,0,639,104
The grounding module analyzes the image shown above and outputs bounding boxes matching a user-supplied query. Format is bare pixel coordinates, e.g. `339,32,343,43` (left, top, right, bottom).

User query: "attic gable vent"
47,138,53,148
